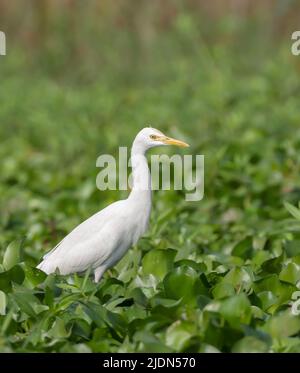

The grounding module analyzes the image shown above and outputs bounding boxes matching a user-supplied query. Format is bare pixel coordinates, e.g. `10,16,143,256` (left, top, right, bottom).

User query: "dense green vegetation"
1,7,300,352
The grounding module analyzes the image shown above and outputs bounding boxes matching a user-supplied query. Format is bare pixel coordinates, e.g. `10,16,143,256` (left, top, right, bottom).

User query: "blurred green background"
1,0,300,352
1,0,300,255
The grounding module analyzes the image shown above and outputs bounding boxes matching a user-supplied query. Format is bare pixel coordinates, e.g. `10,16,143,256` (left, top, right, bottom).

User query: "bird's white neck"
127,141,152,238
129,142,152,201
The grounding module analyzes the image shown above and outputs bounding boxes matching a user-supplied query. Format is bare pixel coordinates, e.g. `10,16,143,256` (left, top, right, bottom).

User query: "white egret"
37,127,189,282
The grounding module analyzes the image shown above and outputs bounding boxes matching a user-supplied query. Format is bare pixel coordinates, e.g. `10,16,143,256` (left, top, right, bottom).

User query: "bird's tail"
36,260,56,275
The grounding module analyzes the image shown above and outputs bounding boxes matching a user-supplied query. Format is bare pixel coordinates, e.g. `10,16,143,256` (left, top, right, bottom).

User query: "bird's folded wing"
38,220,123,274
39,200,126,273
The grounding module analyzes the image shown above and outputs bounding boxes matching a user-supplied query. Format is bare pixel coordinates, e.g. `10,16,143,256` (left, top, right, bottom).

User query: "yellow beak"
158,136,189,148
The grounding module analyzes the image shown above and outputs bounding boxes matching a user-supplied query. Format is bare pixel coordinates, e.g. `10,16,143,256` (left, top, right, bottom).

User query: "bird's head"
134,127,189,151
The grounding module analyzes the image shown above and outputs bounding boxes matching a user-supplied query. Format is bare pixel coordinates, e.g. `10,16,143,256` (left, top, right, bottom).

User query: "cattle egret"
37,127,189,282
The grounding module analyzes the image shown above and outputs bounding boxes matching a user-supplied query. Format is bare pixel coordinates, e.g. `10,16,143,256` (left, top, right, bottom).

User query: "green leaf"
254,274,280,293
23,264,47,287
129,288,148,308
48,318,70,339
151,297,182,308
0,265,25,292
223,267,253,290
142,249,176,280
279,262,300,284
262,310,300,339
254,274,296,308
212,282,235,300
165,321,195,351
284,202,300,220
199,344,220,353
219,293,252,328
232,336,269,352
11,291,40,318
163,265,198,304
251,305,266,320
257,291,278,311
83,302,107,328
0,290,7,315
134,331,173,353
3,240,22,271
232,236,253,259
261,254,283,274
72,319,91,339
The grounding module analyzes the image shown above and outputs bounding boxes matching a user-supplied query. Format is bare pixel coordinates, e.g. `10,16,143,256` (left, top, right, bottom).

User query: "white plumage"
37,127,189,282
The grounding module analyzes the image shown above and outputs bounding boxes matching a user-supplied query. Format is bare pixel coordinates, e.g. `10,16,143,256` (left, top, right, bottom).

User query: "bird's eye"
150,134,158,140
